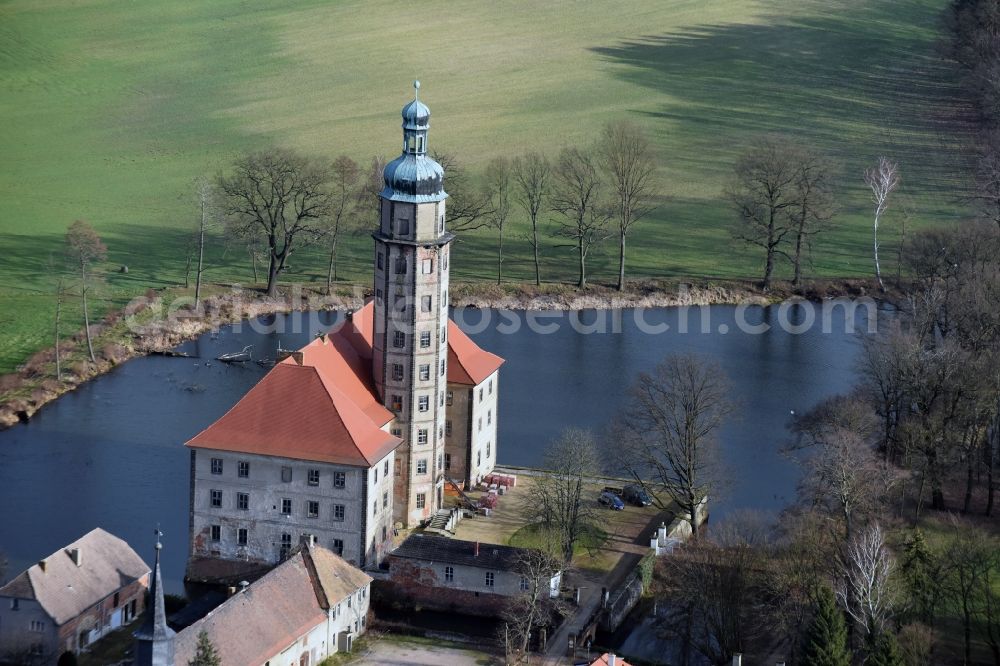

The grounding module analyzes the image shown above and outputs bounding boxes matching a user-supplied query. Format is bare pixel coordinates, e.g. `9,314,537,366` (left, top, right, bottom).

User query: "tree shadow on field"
591,2,975,199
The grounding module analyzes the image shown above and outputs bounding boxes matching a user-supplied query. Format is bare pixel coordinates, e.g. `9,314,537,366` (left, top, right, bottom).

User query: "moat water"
0,303,887,593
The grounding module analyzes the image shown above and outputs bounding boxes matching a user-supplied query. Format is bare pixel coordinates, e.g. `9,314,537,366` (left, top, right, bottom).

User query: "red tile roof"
186,300,502,465
186,363,399,467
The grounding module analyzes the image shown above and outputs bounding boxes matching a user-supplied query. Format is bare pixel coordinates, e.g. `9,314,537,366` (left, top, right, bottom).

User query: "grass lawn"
0,0,971,372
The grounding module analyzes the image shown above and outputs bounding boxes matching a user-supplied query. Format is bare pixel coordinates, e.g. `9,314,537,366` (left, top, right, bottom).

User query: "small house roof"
390,533,527,571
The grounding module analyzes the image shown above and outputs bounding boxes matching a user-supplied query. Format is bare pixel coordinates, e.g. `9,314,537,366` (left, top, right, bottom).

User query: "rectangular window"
375,288,383,302
421,295,432,312
488,410,492,425
30,621,45,633
333,539,344,556
397,218,410,235
417,459,428,474
394,294,406,313
334,504,345,521
419,364,430,381
439,391,445,407
281,498,292,515
445,453,451,470
478,418,483,432
280,533,292,559
438,425,444,441
237,528,248,546
486,572,495,588
489,379,494,394
237,492,249,510
281,466,292,483
422,259,433,274
373,500,378,516
477,451,482,466
393,331,406,348
308,469,320,486
417,429,428,445
373,467,378,483
420,331,431,348
487,441,491,457
210,458,223,475
384,459,390,476
113,592,121,608
416,493,426,509
383,491,389,508
391,394,403,412
446,390,453,406
334,471,346,488
520,577,530,591
440,359,446,376
445,420,452,436
377,252,384,270
308,501,319,518
238,461,249,478
392,363,404,381
211,525,221,542
210,490,222,508
445,566,454,582
418,395,429,412
395,255,407,274
441,327,446,343
479,388,484,402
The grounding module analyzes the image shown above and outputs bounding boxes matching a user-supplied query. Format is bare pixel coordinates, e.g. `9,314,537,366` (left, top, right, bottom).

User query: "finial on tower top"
414,79,420,101
154,527,163,550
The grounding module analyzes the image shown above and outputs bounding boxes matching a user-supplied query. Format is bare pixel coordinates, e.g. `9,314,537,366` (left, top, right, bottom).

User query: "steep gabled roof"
0,528,149,626
447,322,504,386
185,363,399,467
308,545,374,605
172,551,326,666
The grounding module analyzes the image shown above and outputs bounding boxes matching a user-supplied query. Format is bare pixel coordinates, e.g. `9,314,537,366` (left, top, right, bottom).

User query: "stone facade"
445,370,499,486
188,448,395,569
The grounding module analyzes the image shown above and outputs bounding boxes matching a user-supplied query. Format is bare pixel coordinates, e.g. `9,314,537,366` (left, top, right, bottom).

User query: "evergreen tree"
900,528,940,624
801,585,851,666
866,630,904,666
189,630,221,666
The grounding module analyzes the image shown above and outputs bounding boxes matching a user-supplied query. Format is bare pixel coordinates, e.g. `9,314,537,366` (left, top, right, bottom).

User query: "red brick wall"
56,575,148,654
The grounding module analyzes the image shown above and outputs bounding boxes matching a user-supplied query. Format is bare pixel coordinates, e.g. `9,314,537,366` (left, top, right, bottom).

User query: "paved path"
541,570,605,665
356,638,497,665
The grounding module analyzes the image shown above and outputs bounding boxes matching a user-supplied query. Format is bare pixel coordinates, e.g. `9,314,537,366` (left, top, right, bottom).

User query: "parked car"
599,490,625,510
623,484,652,507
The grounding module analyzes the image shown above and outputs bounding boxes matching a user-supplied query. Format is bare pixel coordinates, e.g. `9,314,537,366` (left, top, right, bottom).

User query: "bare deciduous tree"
485,156,512,284
863,157,900,292
500,538,566,662
432,151,492,231
728,136,803,291
791,395,894,539
612,353,731,537
193,178,219,308
513,152,550,286
551,148,611,288
218,148,333,296
599,120,657,291
326,156,362,293
837,522,896,637
65,220,107,364
525,428,602,563
789,149,835,286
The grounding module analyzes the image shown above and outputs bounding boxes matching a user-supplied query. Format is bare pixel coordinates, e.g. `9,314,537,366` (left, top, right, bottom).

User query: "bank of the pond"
0,277,894,429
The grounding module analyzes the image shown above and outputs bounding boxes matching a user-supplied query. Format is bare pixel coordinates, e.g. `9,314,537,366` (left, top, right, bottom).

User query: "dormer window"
416,135,425,152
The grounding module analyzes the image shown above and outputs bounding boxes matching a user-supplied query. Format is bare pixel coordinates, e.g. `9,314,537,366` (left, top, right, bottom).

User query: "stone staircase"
425,508,463,536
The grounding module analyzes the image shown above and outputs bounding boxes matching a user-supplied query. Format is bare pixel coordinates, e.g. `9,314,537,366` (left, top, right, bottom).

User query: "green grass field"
0,0,972,373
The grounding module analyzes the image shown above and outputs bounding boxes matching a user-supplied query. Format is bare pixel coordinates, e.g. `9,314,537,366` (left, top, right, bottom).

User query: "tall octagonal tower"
372,82,453,527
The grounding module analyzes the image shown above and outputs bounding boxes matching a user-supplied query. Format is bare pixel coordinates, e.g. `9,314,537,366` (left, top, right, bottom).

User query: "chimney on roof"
69,548,82,567
227,586,237,597
474,541,480,557
289,350,304,365
608,654,616,666
733,654,742,666
38,558,47,573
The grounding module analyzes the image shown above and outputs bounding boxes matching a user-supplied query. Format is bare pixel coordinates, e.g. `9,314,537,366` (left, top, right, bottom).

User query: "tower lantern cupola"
382,80,446,203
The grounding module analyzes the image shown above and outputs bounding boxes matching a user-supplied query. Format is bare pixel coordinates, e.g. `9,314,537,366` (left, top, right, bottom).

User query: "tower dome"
381,81,447,203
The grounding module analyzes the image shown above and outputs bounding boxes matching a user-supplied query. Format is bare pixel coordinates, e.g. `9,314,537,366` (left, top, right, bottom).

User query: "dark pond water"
0,303,886,593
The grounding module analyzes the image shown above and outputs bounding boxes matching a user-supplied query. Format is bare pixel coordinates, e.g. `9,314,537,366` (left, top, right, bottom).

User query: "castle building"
185,84,503,572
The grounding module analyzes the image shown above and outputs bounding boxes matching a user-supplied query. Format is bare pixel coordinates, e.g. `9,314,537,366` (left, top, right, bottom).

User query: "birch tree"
837,523,896,637
513,152,550,286
863,157,900,292
65,220,107,364
193,178,219,308
326,156,362,293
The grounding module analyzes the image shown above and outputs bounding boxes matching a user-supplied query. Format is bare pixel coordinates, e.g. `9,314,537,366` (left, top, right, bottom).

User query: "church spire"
133,529,176,666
